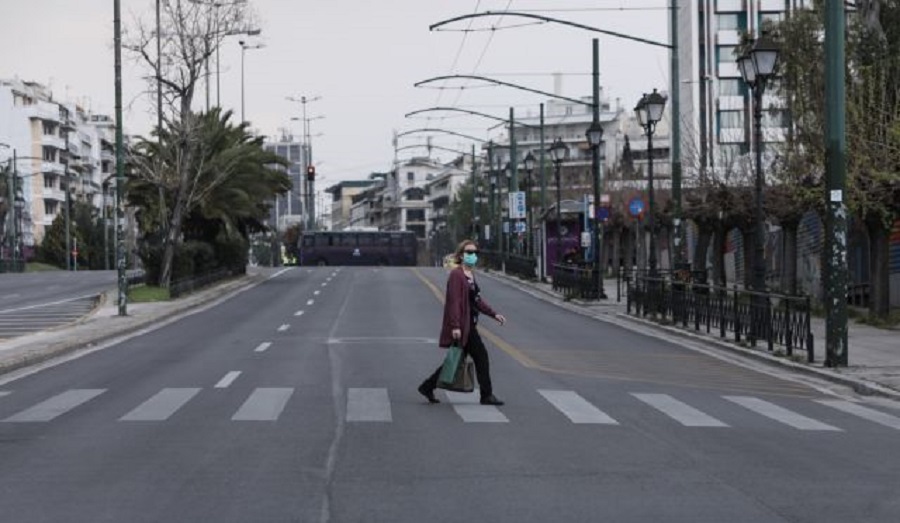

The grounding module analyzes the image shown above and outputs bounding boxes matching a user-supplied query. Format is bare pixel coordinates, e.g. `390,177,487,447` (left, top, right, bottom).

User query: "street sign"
484,225,491,240
600,194,611,204
628,197,645,217
580,232,591,247
502,221,510,234
515,221,526,233
509,191,526,219
597,206,610,222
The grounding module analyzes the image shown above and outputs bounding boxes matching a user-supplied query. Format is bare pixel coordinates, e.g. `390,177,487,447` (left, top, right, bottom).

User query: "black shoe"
418,384,440,404
480,395,504,406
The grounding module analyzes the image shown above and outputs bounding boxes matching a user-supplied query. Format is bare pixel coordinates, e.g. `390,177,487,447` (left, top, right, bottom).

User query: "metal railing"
169,267,241,299
126,269,146,288
627,277,815,362
505,253,537,281
0,259,25,273
480,250,503,272
552,264,600,301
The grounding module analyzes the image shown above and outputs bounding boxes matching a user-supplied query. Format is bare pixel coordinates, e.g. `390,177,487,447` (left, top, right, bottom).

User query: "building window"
44,176,55,189
408,224,426,239
718,144,747,161
716,13,740,30
42,147,55,161
719,110,744,129
289,145,301,161
718,79,742,96
406,209,426,222
717,45,738,64
42,122,56,136
407,172,415,183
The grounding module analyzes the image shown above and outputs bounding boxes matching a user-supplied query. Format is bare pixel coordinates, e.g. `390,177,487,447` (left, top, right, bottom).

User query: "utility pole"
824,0,848,366
114,0,127,316
670,0,684,270
471,143,477,241
509,107,518,254
64,130,71,271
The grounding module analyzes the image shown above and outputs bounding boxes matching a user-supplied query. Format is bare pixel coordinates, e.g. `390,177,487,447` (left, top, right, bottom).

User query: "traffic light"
306,165,316,182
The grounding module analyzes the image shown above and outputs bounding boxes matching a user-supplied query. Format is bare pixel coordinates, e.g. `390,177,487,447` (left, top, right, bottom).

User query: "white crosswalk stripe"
444,390,508,423
215,372,241,389
347,388,392,422
232,388,293,421
3,389,106,422
817,400,900,431
120,388,200,421
725,396,842,431
539,390,618,424
632,393,729,427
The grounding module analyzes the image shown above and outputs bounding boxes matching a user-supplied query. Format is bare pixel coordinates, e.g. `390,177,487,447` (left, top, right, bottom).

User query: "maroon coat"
438,267,499,348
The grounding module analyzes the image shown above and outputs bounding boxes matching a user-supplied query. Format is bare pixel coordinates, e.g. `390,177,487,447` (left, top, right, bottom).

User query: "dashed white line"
0,391,11,398
321,282,328,287
215,371,242,389
294,310,305,317
277,324,290,332
254,342,272,353
314,290,320,296
268,267,292,280
307,299,314,306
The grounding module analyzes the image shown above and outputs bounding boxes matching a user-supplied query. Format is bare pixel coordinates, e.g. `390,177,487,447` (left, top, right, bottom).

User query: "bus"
298,230,418,266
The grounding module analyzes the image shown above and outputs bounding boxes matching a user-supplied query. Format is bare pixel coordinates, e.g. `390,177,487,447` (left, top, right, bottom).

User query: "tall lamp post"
549,138,569,272
586,120,606,298
738,34,779,297
239,40,264,122
523,152,536,258
634,89,667,277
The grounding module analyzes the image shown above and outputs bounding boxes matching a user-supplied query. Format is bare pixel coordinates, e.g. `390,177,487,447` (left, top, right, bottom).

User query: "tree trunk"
713,226,726,287
781,222,799,295
868,220,891,319
693,227,712,283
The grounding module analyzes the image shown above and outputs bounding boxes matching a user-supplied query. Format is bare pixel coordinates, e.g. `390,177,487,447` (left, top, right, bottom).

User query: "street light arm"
396,128,486,143
415,75,590,107
404,107,539,129
429,11,672,50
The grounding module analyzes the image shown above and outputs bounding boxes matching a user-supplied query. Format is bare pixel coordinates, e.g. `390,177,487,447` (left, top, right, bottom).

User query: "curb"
481,269,900,401
0,274,263,378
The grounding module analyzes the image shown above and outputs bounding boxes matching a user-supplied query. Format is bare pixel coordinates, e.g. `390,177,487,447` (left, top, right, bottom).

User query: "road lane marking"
232,388,293,421
314,290,321,295
277,324,290,332
346,388,392,422
444,390,508,423
539,390,618,424
215,372,242,389
254,342,272,353
0,293,21,300
817,400,900,430
3,389,106,422
120,388,200,421
632,393,729,427
321,282,327,287
294,310,305,317
0,293,99,315
725,396,842,431
0,391,11,397
307,299,314,306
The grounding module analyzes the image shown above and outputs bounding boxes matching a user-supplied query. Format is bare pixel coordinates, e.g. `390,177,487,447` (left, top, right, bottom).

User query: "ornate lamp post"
738,33,780,296
634,89,667,277
523,151,536,258
586,120,606,298
549,138,569,271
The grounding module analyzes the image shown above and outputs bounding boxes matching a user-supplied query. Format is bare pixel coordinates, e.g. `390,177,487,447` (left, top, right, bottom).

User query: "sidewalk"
0,269,268,376
482,269,900,400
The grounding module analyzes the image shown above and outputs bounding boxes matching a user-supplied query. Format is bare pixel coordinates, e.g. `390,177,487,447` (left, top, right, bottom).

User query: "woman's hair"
454,239,478,264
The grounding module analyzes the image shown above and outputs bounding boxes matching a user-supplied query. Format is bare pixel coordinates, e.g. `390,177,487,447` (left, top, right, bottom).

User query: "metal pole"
555,161,562,271
471,143,477,240
114,0,127,316
539,103,546,278
5,157,12,261
240,44,246,122
647,124,657,276
753,84,766,295
103,185,109,271
64,131,71,271
824,0,848,366
591,38,606,298
509,107,518,254
156,0,163,132
487,143,495,251
669,0,684,268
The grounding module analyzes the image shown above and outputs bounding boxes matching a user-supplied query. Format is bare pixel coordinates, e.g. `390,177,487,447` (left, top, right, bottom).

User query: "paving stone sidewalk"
482,269,900,400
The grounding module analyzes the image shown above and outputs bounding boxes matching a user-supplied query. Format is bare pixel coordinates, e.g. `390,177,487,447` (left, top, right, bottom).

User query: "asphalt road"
0,267,898,522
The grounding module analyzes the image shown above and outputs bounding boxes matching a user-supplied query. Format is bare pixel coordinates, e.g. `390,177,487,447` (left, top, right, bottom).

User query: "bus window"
340,234,357,247
326,234,334,247
379,234,392,247
303,235,315,247
358,234,374,246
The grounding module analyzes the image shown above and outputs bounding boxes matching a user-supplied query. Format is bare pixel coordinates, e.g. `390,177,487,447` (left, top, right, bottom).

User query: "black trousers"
422,326,493,398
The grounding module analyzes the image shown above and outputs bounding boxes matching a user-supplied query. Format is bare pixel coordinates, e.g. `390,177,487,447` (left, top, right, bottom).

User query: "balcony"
42,161,65,176
760,0,785,11
715,0,744,12
42,187,66,202
23,103,61,122
101,150,115,163
41,133,66,150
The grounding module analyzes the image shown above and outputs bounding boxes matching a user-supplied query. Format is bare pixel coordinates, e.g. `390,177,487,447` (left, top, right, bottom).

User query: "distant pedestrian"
418,239,507,406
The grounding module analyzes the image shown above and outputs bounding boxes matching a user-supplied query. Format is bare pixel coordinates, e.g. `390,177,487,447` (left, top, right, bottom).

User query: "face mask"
462,253,478,266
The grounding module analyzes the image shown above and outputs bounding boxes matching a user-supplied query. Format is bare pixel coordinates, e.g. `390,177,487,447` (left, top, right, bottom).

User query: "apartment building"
325,180,377,231
675,0,811,177
0,79,115,250
264,132,308,230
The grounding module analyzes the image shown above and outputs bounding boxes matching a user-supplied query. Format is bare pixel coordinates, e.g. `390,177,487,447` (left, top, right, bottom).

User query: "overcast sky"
1,0,670,187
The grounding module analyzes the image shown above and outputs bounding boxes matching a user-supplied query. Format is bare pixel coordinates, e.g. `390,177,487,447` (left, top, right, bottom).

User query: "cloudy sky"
1,0,670,187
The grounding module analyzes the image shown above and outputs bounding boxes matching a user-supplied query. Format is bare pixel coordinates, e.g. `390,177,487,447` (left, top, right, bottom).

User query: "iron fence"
126,270,147,288
480,250,503,272
552,264,600,301
169,267,241,299
0,259,25,273
627,277,815,362
505,254,537,281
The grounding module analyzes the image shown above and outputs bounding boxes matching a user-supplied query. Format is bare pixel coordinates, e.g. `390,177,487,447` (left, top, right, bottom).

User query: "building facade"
325,180,377,231
264,132,308,230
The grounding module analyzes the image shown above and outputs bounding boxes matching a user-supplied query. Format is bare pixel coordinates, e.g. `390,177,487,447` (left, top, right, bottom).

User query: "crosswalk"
2,386,900,434
0,296,98,340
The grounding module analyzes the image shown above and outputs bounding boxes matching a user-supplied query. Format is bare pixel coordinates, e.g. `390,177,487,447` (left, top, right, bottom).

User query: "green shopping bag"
437,345,475,393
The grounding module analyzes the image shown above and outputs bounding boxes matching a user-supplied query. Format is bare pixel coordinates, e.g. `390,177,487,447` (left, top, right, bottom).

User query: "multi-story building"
325,180,377,231
675,0,811,178
264,132,308,230
383,157,447,239
0,79,115,252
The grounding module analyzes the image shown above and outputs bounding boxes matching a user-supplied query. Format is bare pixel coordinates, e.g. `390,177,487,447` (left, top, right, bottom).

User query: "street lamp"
549,138,569,271
239,40,265,122
13,188,24,264
634,89,667,277
738,33,780,297
586,120,606,298
523,151,536,257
